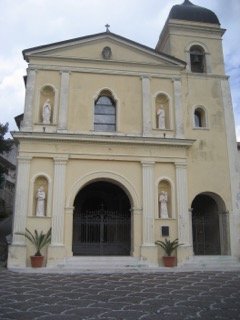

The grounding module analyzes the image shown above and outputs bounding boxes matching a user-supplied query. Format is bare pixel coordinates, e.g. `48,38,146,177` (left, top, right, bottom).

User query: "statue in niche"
157,105,166,129
159,191,168,218
36,186,46,217
42,99,51,124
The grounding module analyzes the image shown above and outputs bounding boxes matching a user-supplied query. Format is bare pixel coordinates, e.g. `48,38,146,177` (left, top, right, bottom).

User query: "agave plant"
16,228,51,256
155,238,182,256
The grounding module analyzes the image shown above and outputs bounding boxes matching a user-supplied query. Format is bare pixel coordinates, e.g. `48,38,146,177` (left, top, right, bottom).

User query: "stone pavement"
0,269,240,320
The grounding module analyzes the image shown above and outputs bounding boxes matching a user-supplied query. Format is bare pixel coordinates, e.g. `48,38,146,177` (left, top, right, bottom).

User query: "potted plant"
15,228,51,268
155,238,182,267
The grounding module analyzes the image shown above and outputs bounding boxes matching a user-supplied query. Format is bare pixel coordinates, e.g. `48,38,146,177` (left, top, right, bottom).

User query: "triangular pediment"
23,32,185,68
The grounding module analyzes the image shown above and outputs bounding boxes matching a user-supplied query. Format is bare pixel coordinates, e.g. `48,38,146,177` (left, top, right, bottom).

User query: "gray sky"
1,0,239,139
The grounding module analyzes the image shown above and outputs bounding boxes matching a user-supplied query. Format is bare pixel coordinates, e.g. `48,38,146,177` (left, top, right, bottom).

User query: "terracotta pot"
30,255,44,268
163,256,176,267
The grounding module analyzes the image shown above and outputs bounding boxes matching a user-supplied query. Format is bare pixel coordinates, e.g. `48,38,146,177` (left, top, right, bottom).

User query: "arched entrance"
191,193,229,255
72,181,131,256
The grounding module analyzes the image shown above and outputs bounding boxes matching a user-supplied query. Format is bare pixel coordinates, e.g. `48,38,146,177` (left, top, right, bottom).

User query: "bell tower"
156,0,226,75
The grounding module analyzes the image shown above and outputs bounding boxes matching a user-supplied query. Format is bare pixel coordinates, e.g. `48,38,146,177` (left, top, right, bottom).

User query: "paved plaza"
0,269,240,320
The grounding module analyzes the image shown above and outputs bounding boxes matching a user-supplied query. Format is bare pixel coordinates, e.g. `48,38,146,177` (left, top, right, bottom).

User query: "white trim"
66,170,140,210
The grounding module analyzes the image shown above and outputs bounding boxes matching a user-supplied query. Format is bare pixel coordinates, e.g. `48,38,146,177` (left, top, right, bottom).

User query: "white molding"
66,170,140,210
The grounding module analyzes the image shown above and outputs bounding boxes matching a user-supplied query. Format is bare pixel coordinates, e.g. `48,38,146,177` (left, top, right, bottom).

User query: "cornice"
12,131,195,148
27,63,183,80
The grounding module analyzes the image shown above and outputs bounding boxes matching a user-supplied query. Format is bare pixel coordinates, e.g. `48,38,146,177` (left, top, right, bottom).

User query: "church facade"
8,0,240,268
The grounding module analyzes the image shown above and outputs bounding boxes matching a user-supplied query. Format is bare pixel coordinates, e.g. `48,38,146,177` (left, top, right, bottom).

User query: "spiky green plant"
155,238,182,256
16,228,51,256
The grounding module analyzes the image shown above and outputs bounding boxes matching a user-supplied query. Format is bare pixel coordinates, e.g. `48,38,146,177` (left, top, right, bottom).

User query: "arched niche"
39,85,55,124
155,94,170,130
158,179,172,219
33,176,48,217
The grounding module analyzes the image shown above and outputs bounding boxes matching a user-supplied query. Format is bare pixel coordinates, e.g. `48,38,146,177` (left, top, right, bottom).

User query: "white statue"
159,191,168,218
42,99,51,124
36,186,46,217
157,105,165,129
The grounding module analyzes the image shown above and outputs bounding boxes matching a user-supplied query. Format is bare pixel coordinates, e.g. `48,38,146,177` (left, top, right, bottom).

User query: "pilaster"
51,156,68,246
22,69,36,131
141,75,152,136
221,79,240,257
58,71,70,132
12,156,32,244
8,155,32,268
141,161,155,245
173,78,184,138
175,163,190,245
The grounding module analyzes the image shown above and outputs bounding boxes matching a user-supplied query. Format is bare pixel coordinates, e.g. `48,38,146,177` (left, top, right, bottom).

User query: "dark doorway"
73,181,131,256
192,194,221,255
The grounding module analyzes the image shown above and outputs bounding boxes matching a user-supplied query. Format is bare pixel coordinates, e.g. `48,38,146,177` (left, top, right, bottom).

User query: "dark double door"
192,194,221,255
73,207,130,255
73,181,131,256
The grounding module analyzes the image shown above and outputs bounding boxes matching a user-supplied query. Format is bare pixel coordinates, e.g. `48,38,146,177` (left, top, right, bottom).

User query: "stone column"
131,207,142,257
22,69,36,131
173,78,184,138
47,156,68,266
221,79,240,257
65,206,74,257
51,157,68,245
8,156,32,268
58,71,70,132
175,163,190,246
142,161,155,245
219,211,230,255
140,161,158,265
12,156,32,244
141,75,152,136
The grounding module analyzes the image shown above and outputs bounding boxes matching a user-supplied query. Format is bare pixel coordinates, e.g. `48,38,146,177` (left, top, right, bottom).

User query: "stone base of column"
47,245,67,267
140,244,158,266
177,245,193,264
229,213,240,258
7,245,27,268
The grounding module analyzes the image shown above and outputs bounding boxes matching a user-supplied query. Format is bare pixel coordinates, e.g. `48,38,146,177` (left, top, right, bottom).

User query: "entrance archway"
73,181,131,256
191,193,229,255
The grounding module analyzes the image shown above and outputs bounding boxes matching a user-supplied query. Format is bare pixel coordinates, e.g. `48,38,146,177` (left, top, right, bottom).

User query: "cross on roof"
105,24,110,32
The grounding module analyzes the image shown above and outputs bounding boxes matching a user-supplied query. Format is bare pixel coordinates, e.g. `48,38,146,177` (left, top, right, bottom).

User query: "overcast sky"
1,0,239,140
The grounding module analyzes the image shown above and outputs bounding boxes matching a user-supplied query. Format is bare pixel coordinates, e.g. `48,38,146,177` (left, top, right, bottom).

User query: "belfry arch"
191,192,230,255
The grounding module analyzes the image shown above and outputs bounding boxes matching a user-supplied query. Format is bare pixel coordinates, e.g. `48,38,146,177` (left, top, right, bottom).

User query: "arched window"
94,90,116,132
190,45,206,73
194,107,207,128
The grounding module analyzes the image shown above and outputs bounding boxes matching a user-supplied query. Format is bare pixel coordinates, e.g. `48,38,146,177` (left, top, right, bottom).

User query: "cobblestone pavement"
0,269,240,320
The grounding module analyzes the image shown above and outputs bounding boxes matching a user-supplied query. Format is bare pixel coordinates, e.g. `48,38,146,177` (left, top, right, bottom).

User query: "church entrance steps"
56,256,151,271
178,256,240,271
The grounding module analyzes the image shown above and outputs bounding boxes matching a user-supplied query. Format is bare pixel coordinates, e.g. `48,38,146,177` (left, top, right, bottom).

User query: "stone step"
179,255,240,270
57,256,150,270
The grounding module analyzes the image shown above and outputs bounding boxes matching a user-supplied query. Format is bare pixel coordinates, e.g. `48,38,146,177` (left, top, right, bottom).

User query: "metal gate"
73,206,131,256
192,214,220,255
